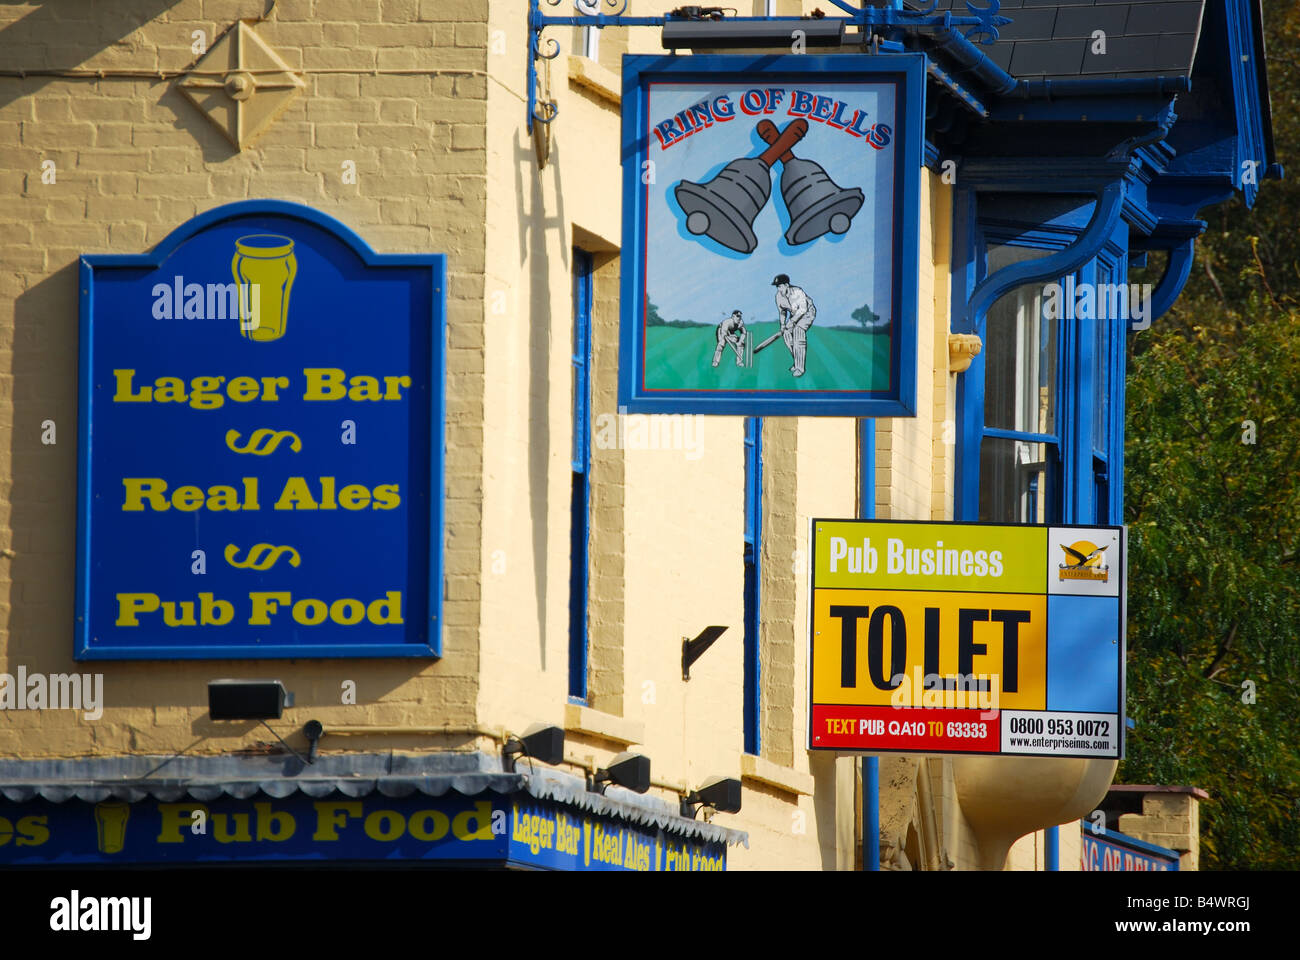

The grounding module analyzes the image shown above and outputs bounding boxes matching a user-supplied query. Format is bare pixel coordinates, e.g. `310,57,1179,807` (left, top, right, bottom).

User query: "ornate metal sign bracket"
526,0,1011,132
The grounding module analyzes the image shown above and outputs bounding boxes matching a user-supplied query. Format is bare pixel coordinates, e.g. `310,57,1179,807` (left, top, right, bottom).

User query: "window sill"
567,55,620,108
564,703,644,747
740,753,814,798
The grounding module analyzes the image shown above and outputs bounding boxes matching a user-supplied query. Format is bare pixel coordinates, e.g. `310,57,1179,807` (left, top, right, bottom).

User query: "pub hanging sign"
75,200,446,659
619,54,924,416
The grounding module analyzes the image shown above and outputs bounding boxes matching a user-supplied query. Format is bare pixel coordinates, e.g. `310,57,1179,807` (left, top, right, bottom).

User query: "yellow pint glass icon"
94,800,130,854
231,234,297,341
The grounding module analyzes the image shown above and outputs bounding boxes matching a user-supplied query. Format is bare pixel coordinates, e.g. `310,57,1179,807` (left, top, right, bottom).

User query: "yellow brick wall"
0,0,1047,872
877,172,948,522
0,0,488,757
1118,791,1200,870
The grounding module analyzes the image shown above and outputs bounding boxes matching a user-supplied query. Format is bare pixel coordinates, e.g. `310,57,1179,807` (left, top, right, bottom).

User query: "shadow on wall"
0,0,187,112
0,3,268,165
513,126,568,672
7,265,81,707
809,750,846,870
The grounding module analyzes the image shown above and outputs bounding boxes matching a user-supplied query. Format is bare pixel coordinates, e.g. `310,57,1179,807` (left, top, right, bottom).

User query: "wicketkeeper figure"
772,273,816,377
712,309,747,367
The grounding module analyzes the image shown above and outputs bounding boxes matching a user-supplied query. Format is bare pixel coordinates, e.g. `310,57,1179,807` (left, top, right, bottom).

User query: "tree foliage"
1119,3,1300,869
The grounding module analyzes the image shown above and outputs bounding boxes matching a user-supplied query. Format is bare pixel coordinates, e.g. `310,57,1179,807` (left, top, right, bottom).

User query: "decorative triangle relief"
177,21,305,150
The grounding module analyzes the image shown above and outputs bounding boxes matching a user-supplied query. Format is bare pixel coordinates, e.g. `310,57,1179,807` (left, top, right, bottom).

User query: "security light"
503,723,566,769
681,776,743,817
207,680,293,720
592,752,651,794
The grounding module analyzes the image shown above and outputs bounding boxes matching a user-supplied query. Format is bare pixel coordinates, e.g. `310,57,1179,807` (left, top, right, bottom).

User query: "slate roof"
904,0,1206,82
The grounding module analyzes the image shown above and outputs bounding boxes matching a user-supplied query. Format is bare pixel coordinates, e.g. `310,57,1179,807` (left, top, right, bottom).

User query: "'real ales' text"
113,365,409,512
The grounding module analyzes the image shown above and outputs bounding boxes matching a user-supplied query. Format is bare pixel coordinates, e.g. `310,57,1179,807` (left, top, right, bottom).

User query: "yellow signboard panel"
811,589,1047,710
813,520,1046,594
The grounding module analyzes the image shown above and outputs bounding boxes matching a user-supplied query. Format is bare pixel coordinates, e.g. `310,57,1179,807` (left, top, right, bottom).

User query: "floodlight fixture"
207,679,293,720
503,723,566,770
591,752,651,794
681,776,743,818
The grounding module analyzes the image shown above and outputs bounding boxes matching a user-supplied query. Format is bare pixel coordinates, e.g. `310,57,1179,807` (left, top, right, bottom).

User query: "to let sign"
808,519,1126,759
75,200,446,659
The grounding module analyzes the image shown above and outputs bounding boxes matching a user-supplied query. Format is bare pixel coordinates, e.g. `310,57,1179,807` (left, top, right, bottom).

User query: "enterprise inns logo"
1059,541,1110,582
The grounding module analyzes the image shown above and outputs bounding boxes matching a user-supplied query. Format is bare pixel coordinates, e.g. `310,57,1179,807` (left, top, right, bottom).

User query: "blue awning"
0,750,747,848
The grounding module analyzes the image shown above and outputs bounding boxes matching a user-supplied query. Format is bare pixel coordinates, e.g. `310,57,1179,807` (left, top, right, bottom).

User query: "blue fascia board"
958,157,1137,194
987,95,1176,127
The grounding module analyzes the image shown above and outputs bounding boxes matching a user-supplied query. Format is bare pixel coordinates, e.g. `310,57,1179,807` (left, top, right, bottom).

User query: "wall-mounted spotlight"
681,776,743,818
590,752,651,794
682,625,728,681
503,723,566,771
207,679,293,720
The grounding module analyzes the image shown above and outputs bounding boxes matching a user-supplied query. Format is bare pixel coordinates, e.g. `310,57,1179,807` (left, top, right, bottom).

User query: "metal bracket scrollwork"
525,0,1013,133
957,1,1013,47
529,0,637,132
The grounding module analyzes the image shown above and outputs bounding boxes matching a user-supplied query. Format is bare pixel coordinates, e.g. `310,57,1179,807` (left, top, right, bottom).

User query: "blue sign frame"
619,54,924,416
75,200,446,660
1081,826,1180,871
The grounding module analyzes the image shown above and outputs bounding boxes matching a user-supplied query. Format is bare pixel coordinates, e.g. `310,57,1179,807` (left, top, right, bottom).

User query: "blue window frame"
569,249,593,702
958,196,1128,529
743,416,762,755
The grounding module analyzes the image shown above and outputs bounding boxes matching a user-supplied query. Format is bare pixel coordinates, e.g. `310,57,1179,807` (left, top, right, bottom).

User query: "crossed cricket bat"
753,323,786,354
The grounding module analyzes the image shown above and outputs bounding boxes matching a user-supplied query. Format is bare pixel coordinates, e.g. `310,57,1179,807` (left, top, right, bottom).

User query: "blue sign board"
0,793,727,870
619,54,924,416
75,200,445,659
1081,827,1179,871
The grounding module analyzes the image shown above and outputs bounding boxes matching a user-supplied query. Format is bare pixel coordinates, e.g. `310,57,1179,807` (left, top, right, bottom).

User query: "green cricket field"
643,322,890,392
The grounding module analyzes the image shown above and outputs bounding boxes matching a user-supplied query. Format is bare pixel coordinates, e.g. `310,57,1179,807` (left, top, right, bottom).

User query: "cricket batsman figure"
772,274,816,377
712,309,747,367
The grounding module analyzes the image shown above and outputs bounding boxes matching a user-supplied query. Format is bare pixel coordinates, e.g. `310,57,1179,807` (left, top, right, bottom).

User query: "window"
576,1,599,60
569,249,593,702
743,417,762,754
961,202,1128,529
1092,261,1114,524
979,247,1062,524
